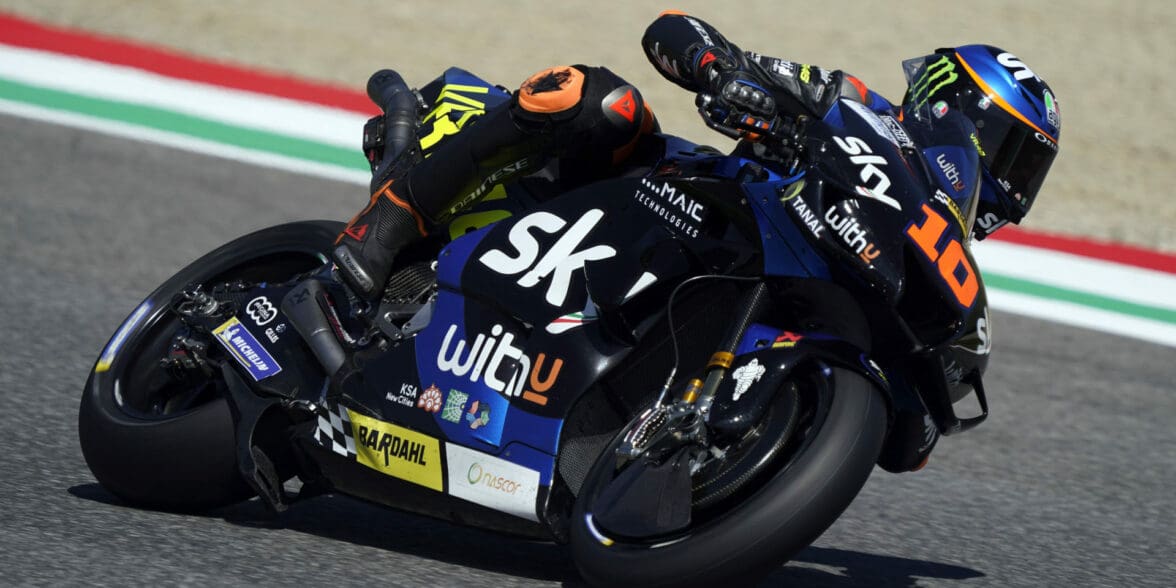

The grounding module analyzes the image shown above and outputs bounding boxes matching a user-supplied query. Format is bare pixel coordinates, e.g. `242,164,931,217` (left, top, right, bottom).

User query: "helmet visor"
960,92,1057,222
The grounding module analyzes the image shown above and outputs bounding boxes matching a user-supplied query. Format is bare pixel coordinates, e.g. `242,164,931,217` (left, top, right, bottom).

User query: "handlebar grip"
366,69,410,110
366,69,420,164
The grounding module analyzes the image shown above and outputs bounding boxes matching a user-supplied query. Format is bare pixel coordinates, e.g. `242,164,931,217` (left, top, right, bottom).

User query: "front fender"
707,326,890,436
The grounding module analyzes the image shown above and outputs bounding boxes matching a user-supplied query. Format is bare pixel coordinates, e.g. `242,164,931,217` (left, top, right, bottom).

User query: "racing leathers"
332,11,887,301
332,64,655,300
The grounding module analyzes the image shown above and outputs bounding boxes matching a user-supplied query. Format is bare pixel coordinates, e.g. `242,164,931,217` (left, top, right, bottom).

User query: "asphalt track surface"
2,113,1174,587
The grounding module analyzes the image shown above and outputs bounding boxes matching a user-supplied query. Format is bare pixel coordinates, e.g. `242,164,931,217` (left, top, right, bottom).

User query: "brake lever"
696,93,744,140
697,93,801,148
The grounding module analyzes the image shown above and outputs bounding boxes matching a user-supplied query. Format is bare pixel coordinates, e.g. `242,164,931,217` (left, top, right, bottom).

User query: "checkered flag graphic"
315,402,356,458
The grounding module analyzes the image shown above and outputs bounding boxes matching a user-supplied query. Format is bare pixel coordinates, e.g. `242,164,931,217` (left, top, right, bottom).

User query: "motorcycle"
80,66,993,587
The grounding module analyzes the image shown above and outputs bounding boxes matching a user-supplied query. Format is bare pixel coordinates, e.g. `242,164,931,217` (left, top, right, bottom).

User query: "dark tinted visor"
962,95,1057,219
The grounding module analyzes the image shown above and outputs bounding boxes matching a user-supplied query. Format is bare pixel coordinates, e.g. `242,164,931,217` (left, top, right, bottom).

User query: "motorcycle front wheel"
570,366,888,587
78,221,341,511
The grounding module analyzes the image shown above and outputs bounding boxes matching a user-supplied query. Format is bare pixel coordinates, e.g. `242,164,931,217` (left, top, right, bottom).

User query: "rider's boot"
331,176,428,302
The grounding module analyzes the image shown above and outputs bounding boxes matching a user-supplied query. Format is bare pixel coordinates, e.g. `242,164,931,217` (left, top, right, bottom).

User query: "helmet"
901,45,1060,238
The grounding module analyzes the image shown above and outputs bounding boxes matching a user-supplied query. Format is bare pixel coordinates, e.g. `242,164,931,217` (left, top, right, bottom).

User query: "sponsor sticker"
935,153,966,194
245,296,278,326
385,383,420,409
996,52,1040,82
441,389,469,424
633,179,706,238
788,195,824,238
417,384,443,413
465,400,491,430
772,331,804,348
349,410,443,491
478,209,616,306
1044,90,1060,129
212,317,282,381
770,59,795,77
824,206,881,263
881,115,915,149
731,358,766,401
970,132,987,158
843,100,899,147
955,307,993,355
96,301,152,372
833,135,902,211
976,310,992,355
933,189,968,234
975,211,1008,236
436,323,564,407
263,323,286,343
445,443,541,521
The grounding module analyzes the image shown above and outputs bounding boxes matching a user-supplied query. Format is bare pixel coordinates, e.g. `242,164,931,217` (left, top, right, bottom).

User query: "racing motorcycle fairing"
243,73,996,528
797,98,990,346
779,97,995,437
295,171,782,526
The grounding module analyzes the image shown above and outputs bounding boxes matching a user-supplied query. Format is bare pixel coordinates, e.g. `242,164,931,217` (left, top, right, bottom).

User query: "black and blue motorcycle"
80,67,993,587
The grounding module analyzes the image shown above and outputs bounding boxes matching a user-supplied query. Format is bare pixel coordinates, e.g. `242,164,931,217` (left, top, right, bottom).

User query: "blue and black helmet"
901,45,1060,237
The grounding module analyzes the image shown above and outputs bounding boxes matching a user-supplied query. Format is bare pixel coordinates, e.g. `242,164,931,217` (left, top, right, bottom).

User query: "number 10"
905,203,979,308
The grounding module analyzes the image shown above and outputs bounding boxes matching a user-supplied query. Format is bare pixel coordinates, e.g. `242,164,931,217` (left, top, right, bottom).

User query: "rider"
332,10,1061,302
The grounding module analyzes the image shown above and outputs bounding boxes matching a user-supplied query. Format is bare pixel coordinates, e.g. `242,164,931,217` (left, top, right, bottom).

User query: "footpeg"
381,261,436,304
373,262,437,341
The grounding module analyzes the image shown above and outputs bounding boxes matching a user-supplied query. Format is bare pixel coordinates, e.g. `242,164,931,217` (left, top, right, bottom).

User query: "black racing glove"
712,70,776,118
697,69,779,141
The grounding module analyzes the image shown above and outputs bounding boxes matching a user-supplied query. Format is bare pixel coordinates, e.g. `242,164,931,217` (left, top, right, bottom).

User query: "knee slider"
516,65,587,121
513,65,652,167
513,65,648,133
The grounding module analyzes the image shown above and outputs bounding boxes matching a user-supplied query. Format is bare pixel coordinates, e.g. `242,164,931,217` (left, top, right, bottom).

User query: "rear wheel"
78,221,341,510
570,366,888,587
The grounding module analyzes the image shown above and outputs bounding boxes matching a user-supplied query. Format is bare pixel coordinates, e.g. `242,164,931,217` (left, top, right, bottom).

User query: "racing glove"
697,64,779,141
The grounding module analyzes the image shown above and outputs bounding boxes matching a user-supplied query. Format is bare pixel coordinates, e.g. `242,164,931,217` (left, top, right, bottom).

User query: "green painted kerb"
0,78,368,170
985,273,1176,324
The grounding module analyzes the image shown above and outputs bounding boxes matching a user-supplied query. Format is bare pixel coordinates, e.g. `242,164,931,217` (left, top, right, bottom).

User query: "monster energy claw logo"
911,56,958,108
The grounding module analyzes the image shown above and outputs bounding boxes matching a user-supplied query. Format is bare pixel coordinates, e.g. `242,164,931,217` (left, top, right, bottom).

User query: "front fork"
618,281,771,464
591,282,775,536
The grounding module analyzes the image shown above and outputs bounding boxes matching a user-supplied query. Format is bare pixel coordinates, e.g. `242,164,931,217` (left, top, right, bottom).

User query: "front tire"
78,221,341,510
570,367,888,587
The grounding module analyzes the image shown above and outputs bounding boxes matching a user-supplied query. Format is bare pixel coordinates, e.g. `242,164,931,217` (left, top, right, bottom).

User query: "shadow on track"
69,484,983,587
765,545,985,587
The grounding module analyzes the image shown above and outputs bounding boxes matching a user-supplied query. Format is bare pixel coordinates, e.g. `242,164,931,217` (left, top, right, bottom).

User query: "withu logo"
436,324,563,406
936,153,966,193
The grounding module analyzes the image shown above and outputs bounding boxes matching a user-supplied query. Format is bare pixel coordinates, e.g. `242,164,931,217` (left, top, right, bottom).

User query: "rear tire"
78,221,341,510
570,367,888,587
